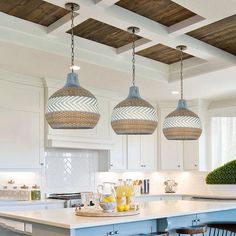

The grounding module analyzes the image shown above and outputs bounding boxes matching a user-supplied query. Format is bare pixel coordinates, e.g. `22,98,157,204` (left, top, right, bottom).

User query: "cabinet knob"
110,164,113,167
114,230,119,235
194,164,198,167
177,165,181,168
108,232,115,235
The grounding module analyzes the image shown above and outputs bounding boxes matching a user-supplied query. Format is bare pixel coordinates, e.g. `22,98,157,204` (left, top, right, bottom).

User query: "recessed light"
171,91,179,95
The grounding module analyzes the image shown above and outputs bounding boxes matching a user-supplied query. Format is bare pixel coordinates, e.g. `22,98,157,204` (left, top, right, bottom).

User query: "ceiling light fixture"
45,3,100,129
171,91,179,95
162,45,202,140
111,26,158,135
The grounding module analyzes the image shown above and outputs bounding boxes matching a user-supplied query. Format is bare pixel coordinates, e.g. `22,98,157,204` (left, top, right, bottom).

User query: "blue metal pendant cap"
65,72,80,87
177,99,187,109
127,86,141,98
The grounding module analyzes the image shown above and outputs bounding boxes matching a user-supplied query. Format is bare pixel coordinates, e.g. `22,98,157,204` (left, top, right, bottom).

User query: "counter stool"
208,223,236,236
176,224,207,236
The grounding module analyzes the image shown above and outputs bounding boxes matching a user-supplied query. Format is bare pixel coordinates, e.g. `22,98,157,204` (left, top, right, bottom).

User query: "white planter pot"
207,184,236,196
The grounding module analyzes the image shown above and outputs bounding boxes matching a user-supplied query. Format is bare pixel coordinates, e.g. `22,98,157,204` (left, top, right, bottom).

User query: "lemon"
117,204,124,212
124,204,130,211
104,195,115,202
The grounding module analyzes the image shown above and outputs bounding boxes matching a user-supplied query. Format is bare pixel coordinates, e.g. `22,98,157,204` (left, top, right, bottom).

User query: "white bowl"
207,184,236,196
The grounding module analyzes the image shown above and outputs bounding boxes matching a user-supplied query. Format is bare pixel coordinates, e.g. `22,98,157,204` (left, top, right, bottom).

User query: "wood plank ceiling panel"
70,18,142,48
116,0,196,26
137,44,193,64
188,15,236,56
0,0,69,27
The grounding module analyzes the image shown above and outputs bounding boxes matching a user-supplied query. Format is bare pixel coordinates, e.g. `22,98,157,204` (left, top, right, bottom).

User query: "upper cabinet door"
109,101,127,171
0,80,44,169
141,132,157,171
183,140,199,170
160,107,183,170
127,135,142,170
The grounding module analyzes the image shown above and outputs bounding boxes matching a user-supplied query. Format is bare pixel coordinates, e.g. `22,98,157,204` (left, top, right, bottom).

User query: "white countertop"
1,200,236,229
0,199,64,206
136,193,236,200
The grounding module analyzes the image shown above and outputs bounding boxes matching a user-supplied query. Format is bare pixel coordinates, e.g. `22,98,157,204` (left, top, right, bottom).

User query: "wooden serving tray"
75,208,140,217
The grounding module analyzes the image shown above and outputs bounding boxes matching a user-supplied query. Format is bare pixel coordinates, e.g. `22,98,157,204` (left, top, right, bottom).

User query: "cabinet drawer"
75,225,113,236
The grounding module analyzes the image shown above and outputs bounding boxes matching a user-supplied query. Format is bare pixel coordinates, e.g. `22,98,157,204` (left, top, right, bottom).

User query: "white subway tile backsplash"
44,149,98,193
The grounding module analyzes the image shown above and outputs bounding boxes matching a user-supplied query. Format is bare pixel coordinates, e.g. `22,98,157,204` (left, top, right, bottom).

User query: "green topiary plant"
206,160,236,184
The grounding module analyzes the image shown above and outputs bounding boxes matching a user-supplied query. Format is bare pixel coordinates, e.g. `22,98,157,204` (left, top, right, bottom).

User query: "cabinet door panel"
160,108,183,170
127,135,141,170
141,133,157,170
183,140,199,170
109,135,126,170
115,220,157,235
76,225,113,236
0,108,40,168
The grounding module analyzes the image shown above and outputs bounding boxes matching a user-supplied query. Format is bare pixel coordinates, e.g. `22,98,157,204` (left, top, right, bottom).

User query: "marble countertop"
1,200,236,229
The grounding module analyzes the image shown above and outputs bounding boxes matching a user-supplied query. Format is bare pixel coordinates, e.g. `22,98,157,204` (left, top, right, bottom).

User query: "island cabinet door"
161,214,197,230
114,220,157,235
75,225,113,236
196,209,236,224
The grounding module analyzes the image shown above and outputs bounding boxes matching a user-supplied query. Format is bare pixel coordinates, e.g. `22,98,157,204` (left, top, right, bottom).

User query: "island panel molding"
68,18,142,48
115,0,197,27
137,44,193,64
188,15,236,56
0,0,69,27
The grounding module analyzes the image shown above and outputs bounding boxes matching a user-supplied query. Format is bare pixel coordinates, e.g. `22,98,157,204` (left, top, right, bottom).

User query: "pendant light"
111,27,158,135
162,45,202,140
45,3,100,129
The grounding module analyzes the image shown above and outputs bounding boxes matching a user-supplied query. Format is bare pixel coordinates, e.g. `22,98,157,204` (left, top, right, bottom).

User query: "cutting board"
75,208,140,217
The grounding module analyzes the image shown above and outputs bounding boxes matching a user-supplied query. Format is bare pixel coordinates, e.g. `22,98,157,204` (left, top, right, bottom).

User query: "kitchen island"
0,200,236,236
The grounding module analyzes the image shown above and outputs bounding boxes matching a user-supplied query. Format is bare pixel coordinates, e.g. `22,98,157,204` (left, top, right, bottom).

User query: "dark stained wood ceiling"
188,15,236,56
69,18,142,48
116,0,196,27
0,0,69,27
137,44,193,64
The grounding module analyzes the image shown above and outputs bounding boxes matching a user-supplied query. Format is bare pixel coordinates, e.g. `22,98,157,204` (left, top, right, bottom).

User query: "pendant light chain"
180,48,183,100
132,28,136,86
71,4,75,73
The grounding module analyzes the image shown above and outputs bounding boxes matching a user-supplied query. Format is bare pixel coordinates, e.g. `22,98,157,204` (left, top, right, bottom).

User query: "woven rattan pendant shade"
162,45,202,140
46,72,100,129
111,86,158,135
45,3,100,129
163,99,202,140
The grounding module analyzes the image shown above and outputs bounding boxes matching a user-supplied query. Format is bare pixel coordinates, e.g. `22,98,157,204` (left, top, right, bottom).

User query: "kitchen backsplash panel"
44,149,98,193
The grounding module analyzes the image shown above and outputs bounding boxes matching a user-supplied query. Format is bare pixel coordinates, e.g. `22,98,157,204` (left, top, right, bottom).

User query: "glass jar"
31,185,41,200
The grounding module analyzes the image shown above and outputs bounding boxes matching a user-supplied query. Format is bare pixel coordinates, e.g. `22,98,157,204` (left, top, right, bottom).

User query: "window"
211,117,236,169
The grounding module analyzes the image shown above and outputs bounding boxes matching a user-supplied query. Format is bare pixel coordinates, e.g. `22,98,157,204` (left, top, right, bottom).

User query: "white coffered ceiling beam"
116,38,157,55
168,15,207,36
94,0,119,6
0,12,169,82
47,13,89,35
48,0,235,65
169,57,236,82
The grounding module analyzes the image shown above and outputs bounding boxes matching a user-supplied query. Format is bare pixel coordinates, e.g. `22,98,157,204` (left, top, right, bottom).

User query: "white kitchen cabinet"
0,75,44,169
159,106,199,171
127,132,157,171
